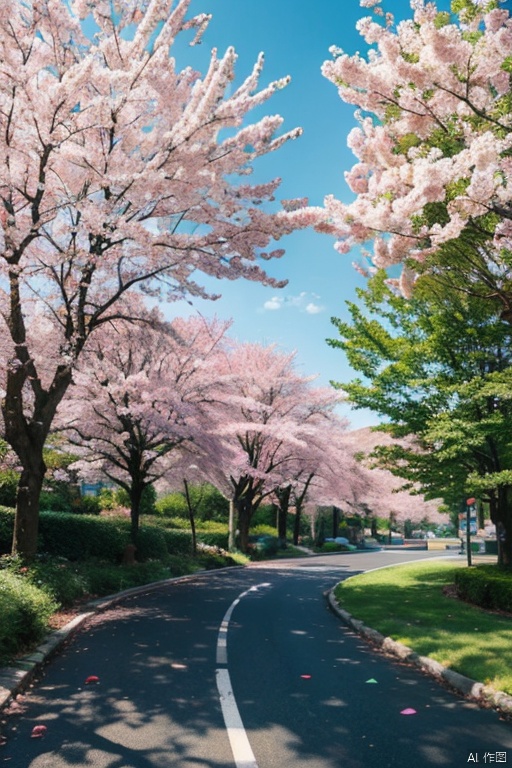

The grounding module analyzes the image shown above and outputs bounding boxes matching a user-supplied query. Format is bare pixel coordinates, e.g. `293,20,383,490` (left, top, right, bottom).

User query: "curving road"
1,550,511,767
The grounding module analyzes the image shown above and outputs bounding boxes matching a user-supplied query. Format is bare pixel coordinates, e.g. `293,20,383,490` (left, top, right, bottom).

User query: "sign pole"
466,498,476,567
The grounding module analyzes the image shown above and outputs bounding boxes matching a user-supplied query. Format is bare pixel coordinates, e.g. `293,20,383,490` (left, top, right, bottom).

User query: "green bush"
454,565,512,612
155,492,188,518
40,480,82,513
251,505,276,528
155,485,228,521
134,526,169,562
83,561,171,596
0,506,14,554
198,531,229,549
0,570,57,664
318,541,347,553
252,524,277,537
194,484,229,521
27,558,89,608
38,512,129,562
0,470,19,508
160,528,194,555
98,485,156,515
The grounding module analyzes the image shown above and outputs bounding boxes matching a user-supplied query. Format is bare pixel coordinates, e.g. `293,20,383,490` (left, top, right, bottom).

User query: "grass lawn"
333,560,512,695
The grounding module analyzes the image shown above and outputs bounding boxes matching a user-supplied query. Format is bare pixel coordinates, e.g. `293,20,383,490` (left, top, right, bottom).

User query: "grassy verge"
333,561,512,695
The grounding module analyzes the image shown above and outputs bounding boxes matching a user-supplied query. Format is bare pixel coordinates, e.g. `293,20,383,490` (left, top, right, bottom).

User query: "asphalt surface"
1,550,512,767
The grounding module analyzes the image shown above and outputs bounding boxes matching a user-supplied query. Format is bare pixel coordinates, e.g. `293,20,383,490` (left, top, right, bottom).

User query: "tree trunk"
293,499,303,546
12,464,46,561
496,486,512,569
236,497,252,553
276,487,291,548
332,506,340,539
183,478,197,555
130,482,144,545
228,499,236,551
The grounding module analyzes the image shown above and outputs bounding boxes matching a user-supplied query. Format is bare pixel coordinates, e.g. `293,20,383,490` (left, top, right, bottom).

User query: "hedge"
454,564,512,613
0,507,194,562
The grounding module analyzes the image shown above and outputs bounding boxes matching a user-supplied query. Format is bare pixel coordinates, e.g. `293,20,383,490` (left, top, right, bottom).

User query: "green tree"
329,271,512,566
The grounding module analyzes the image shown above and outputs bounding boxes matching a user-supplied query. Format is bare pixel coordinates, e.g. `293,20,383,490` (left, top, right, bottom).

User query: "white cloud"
263,297,283,310
260,292,325,314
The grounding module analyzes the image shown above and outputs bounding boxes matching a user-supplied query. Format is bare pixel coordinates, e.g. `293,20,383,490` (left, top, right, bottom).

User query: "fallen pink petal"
400,708,417,715
300,674,312,679
85,676,100,684
31,725,47,738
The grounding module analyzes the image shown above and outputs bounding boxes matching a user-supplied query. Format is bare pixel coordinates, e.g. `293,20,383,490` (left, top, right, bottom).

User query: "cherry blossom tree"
319,0,512,306
0,0,315,559
58,304,230,543
271,416,363,545
205,342,343,552
341,427,448,537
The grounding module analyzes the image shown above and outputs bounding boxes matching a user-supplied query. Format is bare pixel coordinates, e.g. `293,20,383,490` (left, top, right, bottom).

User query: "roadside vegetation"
334,561,512,695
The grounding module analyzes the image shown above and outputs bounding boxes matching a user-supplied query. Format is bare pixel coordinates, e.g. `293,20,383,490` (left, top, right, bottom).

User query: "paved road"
1,550,511,767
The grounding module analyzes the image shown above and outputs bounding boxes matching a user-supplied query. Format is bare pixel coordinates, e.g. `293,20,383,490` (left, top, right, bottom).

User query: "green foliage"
82,560,172,597
0,470,18,508
158,527,194,556
155,484,228,521
329,269,512,514
196,529,229,550
99,484,156,515
134,526,168,562
318,541,348,553
434,10,451,27
38,512,129,562
155,492,188,517
0,569,57,664
251,523,278,537
25,558,89,608
454,565,512,612
251,505,277,528
74,496,102,515
40,480,81,513
0,506,14,554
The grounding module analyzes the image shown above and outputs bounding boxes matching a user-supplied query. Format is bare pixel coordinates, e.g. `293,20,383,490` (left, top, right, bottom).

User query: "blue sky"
164,0,473,429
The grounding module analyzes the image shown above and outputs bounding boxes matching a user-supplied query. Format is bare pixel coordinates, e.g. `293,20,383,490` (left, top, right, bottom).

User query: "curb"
0,568,238,714
327,589,512,717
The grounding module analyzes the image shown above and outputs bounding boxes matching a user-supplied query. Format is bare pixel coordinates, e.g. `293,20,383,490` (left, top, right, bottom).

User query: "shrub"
0,570,57,664
134,527,169,563
40,480,81,513
318,541,347,553
27,558,89,608
160,528,194,555
252,524,277,537
454,565,512,613
83,561,171,596
72,495,102,515
194,484,229,521
0,506,14,554
38,512,129,562
155,492,188,518
251,505,276,528
0,470,19,508
98,485,156,515
196,520,229,550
